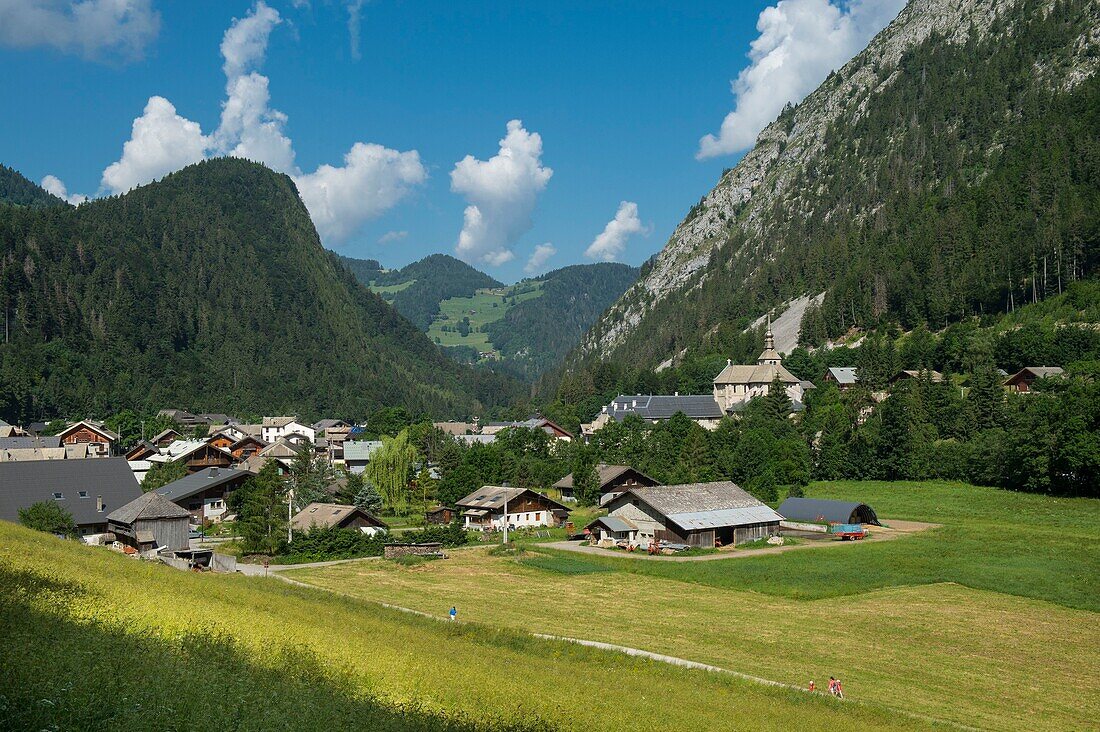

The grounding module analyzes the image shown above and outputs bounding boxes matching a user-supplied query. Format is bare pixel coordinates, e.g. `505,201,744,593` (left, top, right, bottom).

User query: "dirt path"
541,519,938,561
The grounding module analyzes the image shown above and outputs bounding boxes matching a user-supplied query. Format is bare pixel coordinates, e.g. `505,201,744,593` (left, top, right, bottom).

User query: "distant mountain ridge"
341,253,638,381
0,158,521,423
0,164,65,208
575,0,1099,371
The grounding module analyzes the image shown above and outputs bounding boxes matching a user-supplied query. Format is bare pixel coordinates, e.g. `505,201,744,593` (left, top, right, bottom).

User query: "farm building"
291,503,388,535
107,491,191,552
155,466,253,524
552,464,660,503
777,497,880,526
456,486,570,530
0,457,142,537
425,505,456,524
597,481,782,548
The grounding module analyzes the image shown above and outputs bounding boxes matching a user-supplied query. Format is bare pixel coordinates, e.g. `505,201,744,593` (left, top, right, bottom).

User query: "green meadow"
427,283,544,353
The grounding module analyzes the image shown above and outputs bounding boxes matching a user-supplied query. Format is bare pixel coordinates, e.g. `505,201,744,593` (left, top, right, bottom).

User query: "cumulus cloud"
0,0,159,61
40,174,88,205
524,243,556,275
585,201,646,262
697,0,905,159
100,96,207,194
451,120,553,267
378,230,408,244
295,143,426,242
96,1,425,243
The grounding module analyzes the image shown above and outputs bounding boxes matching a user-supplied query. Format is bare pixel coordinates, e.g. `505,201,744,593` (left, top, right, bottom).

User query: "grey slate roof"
456,485,569,512
588,515,637,533
0,436,61,450
607,394,723,421
312,419,350,432
0,457,141,527
155,467,252,502
620,482,782,531
291,502,387,531
108,491,191,524
777,497,879,525
827,367,858,385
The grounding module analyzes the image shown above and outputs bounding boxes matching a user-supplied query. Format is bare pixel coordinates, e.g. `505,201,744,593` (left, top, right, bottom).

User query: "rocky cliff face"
581,0,1098,363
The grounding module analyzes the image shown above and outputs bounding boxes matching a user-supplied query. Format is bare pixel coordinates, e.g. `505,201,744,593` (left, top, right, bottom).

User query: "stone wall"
383,542,444,559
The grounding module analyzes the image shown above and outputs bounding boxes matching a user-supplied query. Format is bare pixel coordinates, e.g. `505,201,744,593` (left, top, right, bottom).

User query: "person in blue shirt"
449,606,457,621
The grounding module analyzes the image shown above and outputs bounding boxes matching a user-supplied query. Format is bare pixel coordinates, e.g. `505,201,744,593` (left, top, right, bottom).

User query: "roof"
893,369,944,382
456,433,495,445
0,458,141,526
713,363,799,386
826,367,858,385
343,440,384,461
619,482,782,529
455,485,569,512
57,420,120,442
155,467,253,502
553,464,658,490
262,416,298,428
0,447,68,462
606,394,724,421
291,502,387,531
0,436,61,450
152,428,180,443
1005,366,1065,383
259,439,305,459
107,491,191,524
586,515,637,533
312,419,350,431
197,413,235,425
777,497,876,525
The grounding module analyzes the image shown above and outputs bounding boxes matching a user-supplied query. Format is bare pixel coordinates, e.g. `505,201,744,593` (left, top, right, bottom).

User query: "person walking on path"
449,606,457,622
808,680,815,693
828,676,844,699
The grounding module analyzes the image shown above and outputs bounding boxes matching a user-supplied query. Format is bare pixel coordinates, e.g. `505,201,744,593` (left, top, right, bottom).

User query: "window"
78,491,89,498
535,512,541,521
53,492,64,500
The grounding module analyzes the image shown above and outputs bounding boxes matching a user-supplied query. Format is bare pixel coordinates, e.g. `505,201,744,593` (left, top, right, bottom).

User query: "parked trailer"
830,523,868,540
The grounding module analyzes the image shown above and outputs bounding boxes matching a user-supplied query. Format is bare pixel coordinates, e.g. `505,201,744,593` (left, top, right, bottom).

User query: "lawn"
288,481,1100,731
427,283,544,354
0,522,920,732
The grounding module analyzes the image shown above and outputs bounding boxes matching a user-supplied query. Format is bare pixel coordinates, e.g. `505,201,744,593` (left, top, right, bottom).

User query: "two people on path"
828,676,844,698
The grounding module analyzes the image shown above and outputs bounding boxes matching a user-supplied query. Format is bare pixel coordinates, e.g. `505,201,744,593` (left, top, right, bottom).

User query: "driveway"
541,520,938,562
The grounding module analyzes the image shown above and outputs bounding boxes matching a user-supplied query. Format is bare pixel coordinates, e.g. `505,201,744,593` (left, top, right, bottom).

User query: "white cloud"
346,0,364,59
295,143,427,242
378,230,408,244
94,2,425,242
0,0,159,61
451,119,552,267
585,201,646,262
40,174,87,205
524,243,556,275
100,96,208,194
697,0,905,159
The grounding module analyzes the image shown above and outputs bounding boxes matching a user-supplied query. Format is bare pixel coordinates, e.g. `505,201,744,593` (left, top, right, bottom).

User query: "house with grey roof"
552,464,660,503
107,491,191,552
592,481,782,548
0,457,142,537
156,466,253,524
1004,366,1065,392
824,367,859,390
455,486,570,530
343,440,384,474
584,394,725,437
291,502,387,535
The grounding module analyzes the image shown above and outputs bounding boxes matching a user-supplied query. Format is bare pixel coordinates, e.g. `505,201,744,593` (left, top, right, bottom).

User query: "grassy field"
288,481,1100,731
427,283,543,353
0,522,927,732
367,279,417,297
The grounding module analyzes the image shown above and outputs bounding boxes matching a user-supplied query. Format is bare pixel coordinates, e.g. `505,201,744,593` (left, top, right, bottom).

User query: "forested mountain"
0,165,65,208
0,158,521,423
340,253,503,329
342,252,638,381
574,0,1099,372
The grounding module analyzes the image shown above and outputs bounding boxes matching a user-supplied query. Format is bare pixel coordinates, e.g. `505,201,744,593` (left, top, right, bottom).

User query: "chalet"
434,421,479,436
206,430,238,450
107,491,191,553
712,323,803,413
343,440,384,474
592,481,782,548
156,466,253,524
197,413,237,426
456,486,570,530
261,417,315,444
552,464,660,503
824,367,858,390
589,394,725,434
891,369,944,383
153,440,236,474
125,441,158,461
257,439,303,471
1004,366,1064,393
777,497,880,526
291,502,388,535
0,419,26,438
152,428,182,447
482,417,573,441
312,419,351,434
157,409,206,428
0,457,142,537
229,435,267,460
425,505,456,524
56,420,119,457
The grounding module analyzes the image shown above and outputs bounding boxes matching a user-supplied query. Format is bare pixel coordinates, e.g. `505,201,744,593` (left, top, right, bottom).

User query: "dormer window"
53,492,64,500
78,491,89,498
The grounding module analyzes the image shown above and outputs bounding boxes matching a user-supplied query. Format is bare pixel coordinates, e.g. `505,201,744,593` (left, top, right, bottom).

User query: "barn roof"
155,467,252,502
552,464,658,490
108,491,191,524
587,516,637,533
777,497,879,525
616,482,783,531
0,458,141,527
291,502,387,531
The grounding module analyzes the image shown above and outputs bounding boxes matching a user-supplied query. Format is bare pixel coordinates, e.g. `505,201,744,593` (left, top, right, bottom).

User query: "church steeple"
757,312,781,366
764,313,775,352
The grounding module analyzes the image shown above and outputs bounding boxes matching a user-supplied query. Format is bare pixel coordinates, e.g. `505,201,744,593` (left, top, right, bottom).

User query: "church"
712,321,804,412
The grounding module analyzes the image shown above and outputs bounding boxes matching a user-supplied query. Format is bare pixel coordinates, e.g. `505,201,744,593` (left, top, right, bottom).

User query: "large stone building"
712,322,804,412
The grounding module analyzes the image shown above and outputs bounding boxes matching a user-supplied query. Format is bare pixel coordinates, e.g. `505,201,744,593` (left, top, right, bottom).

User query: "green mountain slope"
0,158,520,423
0,164,66,208
574,0,1099,373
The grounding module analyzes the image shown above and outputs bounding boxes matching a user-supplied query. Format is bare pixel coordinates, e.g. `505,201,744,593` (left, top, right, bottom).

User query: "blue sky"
0,1,903,282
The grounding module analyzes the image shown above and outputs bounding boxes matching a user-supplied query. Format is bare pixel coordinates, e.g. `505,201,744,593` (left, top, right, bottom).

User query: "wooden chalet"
552,464,660,503
155,466,253,524
229,435,267,460
291,503,388,535
456,486,571,530
56,420,119,457
425,505,456,524
1004,366,1064,392
152,428,182,447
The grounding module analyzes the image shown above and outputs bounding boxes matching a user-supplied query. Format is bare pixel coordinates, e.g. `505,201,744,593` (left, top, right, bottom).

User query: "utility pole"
502,495,509,545
288,488,294,544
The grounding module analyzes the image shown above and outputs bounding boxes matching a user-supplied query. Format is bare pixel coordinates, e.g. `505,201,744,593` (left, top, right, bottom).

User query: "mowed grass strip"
0,523,918,732
290,481,1100,731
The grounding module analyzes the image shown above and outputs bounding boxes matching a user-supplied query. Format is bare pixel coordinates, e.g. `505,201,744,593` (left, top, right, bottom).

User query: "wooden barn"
1003,366,1064,392
107,491,191,552
599,481,782,548
552,464,660,503
425,505,456,524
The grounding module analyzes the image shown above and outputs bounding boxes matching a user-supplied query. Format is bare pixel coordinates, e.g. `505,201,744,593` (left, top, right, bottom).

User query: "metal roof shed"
777,497,880,526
